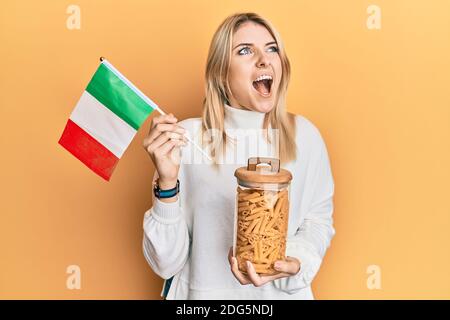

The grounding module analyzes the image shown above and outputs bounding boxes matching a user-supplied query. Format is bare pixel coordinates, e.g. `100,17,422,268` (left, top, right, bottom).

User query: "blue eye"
238,47,252,55
268,46,279,53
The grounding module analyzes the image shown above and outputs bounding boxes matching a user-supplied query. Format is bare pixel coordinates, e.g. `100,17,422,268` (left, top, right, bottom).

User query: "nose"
256,50,270,68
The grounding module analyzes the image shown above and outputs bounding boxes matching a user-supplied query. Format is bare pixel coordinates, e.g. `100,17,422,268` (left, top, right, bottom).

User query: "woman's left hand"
228,247,301,287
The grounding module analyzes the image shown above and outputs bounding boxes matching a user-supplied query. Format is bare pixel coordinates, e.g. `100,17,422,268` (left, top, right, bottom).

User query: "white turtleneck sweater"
142,104,335,300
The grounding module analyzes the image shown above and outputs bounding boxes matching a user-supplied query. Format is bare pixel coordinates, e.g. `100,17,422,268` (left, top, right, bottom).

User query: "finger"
274,257,301,275
144,127,187,152
145,123,186,145
146,130,187,151
153,123,186,135
260,272,290,282
245,261,265,287
145,134,185,157
150,113,177,131
154,139,185,158
228,247,233,265
230,256,251,285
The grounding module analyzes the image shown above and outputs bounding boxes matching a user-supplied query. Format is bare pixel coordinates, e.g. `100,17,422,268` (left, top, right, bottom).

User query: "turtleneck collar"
224,103,267,130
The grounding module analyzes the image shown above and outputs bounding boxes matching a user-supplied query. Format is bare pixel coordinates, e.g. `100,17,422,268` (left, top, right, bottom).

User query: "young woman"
142,12,335,300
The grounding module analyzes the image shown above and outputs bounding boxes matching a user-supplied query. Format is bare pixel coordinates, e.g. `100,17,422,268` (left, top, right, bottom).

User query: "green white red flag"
58,58,162,181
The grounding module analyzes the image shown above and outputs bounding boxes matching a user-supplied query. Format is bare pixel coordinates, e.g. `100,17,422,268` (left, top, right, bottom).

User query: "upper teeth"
254,75,272,82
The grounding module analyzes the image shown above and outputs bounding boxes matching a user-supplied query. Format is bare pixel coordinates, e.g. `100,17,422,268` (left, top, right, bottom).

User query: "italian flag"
59,58,162,181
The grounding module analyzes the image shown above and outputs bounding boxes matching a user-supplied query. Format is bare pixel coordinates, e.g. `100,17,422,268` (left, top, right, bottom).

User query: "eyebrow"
233,41,277,50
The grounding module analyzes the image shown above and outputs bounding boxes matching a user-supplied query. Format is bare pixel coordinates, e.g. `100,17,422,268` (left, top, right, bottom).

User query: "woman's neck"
224,103,267,130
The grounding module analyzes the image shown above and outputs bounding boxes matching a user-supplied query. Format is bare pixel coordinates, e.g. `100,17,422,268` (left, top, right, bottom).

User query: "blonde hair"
202,12,297,165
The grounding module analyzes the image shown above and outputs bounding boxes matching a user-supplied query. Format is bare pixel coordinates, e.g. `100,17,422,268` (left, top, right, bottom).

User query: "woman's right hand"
143,113,187,190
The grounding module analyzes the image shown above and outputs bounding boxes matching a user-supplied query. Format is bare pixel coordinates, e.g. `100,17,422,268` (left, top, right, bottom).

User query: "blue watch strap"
154,180,180,199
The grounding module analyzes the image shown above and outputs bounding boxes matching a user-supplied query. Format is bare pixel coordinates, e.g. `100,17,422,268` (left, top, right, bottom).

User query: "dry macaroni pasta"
235,186,289,274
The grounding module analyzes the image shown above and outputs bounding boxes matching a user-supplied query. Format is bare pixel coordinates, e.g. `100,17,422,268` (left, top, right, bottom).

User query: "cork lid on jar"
234,157,293,184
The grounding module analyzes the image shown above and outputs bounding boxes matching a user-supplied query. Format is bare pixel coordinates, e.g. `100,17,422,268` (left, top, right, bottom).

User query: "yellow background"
1,0,449,299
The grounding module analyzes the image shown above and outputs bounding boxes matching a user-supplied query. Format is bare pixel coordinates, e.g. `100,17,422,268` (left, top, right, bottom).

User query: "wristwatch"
153,179,180,199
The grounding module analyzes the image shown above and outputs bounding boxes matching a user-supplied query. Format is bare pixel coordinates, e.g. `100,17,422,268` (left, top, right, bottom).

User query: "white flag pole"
99,57,212,161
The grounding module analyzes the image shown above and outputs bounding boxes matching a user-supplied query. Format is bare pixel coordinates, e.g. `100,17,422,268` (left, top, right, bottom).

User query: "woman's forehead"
233,22,275,45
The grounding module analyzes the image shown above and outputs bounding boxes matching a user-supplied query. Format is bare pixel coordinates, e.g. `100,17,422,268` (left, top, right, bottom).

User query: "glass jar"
233,157,293,275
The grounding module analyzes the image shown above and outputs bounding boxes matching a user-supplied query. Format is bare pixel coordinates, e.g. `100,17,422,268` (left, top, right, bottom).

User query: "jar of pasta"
233,157,293,275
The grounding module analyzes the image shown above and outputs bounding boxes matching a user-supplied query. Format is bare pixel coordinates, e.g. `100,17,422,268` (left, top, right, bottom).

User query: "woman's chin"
252,100,275,113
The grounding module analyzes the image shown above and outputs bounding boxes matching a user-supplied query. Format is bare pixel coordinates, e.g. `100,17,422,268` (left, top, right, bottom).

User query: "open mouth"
252,74,273,97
